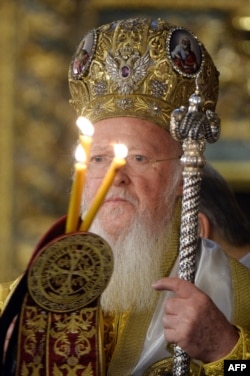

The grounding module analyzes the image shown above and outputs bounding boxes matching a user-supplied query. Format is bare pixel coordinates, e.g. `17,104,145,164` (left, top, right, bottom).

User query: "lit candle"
66,144,87,233
80,143,128,232
76,116,94,163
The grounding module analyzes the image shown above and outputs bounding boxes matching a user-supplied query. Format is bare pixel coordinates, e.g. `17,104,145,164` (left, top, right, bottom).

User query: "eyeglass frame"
87,153,181,177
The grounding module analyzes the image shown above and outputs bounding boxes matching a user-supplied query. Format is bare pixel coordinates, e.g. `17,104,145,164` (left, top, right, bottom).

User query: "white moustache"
105,190,138,206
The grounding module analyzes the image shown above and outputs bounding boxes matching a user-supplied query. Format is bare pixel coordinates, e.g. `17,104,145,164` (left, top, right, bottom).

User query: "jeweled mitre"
68,17,219,131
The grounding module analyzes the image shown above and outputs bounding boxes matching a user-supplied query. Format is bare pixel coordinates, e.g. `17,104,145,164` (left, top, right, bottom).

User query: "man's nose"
113,165,130,186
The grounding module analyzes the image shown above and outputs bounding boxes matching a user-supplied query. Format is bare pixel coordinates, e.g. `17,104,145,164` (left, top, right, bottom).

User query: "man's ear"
198,212,211,239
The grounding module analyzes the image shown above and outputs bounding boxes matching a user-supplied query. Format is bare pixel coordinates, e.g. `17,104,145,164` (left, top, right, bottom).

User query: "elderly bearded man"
1,17,250,376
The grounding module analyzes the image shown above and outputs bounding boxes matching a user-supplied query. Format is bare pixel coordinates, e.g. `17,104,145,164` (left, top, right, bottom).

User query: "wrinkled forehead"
91,117,182,155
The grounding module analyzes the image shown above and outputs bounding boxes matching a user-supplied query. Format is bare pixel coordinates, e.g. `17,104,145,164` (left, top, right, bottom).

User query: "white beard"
84,164,182,314
90,215,174,314
89,195,178,314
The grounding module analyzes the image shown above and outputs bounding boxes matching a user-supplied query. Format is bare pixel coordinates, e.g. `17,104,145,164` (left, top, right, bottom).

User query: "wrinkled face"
83,117,183,238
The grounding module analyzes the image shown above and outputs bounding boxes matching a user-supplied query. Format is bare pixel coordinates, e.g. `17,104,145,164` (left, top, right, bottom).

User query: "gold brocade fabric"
1,231,114,375
230,257,250,330
103,311,129,369
16,294,103,376
102,199,182,375
203,326,250,376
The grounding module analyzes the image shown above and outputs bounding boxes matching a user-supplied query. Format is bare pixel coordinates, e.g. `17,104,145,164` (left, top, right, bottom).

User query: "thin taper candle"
66,145,86,233
76,116,94,163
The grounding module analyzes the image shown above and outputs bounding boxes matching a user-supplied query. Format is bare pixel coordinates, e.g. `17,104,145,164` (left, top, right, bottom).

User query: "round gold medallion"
27,232,113,312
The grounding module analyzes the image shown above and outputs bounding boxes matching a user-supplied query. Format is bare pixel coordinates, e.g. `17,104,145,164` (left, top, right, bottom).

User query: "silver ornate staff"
170,82,221,376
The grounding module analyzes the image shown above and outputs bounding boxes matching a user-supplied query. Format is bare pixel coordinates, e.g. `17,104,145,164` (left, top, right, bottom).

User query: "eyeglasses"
87,154,181,177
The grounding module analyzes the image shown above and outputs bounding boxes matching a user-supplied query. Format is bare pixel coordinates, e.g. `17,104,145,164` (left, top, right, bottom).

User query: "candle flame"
114,143,128,159
76,116,94,136
75,144,86,163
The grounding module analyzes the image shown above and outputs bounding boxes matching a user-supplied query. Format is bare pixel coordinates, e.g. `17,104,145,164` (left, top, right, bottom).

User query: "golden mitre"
68,17,219,131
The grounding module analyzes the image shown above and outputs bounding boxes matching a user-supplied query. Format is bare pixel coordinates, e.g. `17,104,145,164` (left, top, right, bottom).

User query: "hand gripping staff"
170,82,221,376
